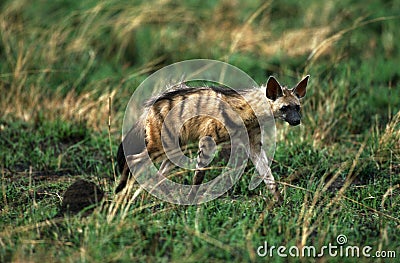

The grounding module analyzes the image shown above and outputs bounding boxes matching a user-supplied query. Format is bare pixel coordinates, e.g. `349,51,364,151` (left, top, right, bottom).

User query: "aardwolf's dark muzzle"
288,119,300,126
286,111,301,126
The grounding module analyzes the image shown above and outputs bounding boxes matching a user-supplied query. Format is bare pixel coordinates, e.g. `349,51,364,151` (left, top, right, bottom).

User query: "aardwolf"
116,75,309,202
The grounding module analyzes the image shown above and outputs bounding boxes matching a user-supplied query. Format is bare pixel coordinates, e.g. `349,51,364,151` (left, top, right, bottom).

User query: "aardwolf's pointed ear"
266,76,283,101
293,75,309,99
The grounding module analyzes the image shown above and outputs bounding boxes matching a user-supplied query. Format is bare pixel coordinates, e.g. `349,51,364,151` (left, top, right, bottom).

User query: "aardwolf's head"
265,75,309,126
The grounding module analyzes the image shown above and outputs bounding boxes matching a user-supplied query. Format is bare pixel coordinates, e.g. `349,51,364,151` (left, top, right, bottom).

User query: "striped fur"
116,75,309,202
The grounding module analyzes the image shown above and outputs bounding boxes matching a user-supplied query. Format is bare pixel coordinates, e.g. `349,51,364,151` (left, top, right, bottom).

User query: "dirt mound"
59,179,104,215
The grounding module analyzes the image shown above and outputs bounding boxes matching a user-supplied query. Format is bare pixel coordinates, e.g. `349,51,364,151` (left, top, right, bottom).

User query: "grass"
1,0,399,262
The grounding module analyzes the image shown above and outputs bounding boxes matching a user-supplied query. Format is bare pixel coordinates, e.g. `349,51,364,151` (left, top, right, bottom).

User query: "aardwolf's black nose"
290,119,300,126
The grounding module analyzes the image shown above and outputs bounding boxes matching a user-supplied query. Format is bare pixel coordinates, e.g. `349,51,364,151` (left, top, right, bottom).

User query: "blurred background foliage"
1,0,399,132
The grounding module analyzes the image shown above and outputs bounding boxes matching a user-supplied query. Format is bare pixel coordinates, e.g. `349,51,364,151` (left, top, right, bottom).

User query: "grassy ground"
1,0,399,262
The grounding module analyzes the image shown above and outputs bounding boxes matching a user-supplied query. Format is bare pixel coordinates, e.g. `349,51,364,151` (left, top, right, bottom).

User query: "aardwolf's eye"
295,105,300,111
281,105,288,111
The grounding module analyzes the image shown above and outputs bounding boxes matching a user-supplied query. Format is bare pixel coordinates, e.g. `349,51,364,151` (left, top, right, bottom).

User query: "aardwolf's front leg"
188,136,216,201
249,149,282,203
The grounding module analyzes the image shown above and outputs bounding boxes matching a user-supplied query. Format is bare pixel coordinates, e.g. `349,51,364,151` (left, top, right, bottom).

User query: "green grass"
1,0,399,262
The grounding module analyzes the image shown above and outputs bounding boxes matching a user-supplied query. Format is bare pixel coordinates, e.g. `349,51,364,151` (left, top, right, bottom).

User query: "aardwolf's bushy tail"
115,125,145,193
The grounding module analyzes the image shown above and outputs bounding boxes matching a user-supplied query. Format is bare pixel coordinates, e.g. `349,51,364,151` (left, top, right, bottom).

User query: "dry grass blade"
185,226,238,257
381,184,400,210
307,15,400,67
226,0,272,59
108,96,117,182
343,195,400,224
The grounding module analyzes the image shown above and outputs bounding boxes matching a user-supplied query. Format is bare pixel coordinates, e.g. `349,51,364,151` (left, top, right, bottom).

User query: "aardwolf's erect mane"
144,84,248,107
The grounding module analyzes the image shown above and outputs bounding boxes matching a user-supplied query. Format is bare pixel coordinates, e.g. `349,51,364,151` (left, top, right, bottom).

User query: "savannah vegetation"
0,0,399,262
